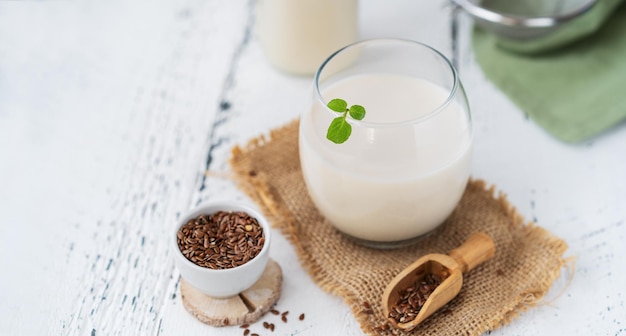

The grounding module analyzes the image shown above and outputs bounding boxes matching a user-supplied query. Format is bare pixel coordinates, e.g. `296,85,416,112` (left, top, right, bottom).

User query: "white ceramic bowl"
172,201,271,298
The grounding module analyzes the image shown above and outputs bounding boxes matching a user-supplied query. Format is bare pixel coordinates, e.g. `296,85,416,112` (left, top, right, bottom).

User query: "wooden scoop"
382,232,495,331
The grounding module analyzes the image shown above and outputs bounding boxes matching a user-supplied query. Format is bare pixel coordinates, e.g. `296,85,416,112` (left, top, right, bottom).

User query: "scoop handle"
448,232,495,274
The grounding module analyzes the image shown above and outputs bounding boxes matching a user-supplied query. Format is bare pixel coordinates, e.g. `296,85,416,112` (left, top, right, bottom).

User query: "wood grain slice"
180,259,282,327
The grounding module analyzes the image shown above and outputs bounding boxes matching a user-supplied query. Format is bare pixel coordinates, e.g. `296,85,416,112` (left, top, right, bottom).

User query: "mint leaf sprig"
326,98,366,144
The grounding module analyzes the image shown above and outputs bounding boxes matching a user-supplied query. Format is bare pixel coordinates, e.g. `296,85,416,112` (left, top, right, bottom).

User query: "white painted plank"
1,0,245,335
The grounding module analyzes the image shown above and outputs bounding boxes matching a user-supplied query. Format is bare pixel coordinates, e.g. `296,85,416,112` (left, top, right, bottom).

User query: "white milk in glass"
299,74,472,242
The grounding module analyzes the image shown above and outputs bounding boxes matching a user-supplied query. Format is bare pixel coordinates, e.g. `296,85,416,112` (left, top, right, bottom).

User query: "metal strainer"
452,0,597,40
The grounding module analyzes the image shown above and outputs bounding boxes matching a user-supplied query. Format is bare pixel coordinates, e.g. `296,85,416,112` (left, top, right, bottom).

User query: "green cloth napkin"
472,0,626,142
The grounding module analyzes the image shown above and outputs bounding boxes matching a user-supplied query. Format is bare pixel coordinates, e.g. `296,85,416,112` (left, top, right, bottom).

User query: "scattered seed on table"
281,315,287,323
362,301,374,314
243,329,250,336
299,313,305,321
270,309,280,315
373,323,390,332
240,324,249,329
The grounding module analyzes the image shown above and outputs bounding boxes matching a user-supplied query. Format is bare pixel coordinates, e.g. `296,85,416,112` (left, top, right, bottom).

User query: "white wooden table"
1,1,625,335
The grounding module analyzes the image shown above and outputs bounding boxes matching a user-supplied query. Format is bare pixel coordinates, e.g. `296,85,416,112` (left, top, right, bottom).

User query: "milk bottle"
256,0,358,75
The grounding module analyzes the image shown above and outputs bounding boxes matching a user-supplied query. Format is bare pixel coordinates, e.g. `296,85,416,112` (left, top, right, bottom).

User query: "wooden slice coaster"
180,259,282,327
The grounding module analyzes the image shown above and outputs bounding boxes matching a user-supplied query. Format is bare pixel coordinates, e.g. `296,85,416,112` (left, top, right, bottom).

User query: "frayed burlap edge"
228,120,571,335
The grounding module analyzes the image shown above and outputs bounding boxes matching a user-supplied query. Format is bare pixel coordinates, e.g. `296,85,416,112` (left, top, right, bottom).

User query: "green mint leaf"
326,116,352,144
327,98,348,113
349,105,366,120
325,98,365,144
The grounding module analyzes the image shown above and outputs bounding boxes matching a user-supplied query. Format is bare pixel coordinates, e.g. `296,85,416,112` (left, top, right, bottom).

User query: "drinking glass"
299,39,472,248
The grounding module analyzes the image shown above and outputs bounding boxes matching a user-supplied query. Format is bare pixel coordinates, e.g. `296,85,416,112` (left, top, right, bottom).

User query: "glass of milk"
299,39,472,248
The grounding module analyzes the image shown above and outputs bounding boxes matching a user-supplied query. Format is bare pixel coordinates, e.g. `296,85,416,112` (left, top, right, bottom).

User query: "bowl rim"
172,200,271,274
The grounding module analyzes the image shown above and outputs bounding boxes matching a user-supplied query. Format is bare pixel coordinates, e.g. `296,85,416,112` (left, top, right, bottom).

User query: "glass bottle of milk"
256,0,358,75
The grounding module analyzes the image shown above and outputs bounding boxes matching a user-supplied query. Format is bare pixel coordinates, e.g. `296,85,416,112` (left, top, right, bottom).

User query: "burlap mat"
229,120,569,335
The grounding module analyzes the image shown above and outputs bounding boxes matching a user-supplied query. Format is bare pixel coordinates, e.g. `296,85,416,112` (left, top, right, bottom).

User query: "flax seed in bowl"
172,201,271,298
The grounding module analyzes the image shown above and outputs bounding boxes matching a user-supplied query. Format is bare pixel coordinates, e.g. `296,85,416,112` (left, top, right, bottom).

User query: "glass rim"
314,38,463,128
